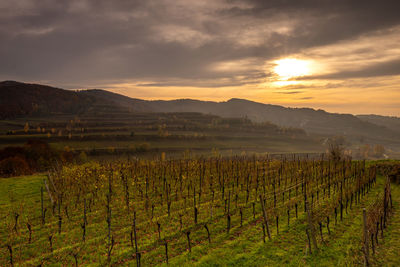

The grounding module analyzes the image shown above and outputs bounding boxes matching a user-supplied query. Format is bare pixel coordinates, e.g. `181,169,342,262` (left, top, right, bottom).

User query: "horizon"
1,1,399,116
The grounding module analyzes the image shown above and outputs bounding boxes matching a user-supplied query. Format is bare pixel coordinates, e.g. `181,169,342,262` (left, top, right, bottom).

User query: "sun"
274,58,310,80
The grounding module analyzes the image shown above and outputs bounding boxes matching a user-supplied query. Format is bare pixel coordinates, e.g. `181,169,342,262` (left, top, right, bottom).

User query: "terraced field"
0,112,323,157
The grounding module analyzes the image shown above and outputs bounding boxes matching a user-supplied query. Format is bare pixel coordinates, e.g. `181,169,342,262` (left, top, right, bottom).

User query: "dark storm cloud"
301,59,400,80
0,0,399,87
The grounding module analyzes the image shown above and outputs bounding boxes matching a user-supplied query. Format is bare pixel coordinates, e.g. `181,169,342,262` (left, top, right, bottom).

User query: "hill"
357,114,400,133
1,81,399,152
0,81,134,118
79,89,153,113
0,81,90,118
147,98,399,139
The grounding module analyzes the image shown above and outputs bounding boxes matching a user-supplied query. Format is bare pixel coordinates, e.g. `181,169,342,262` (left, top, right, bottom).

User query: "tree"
158,124,169,137
360,144,371,159
0,156,31,176
78,151,88,163
373,144,385,158
24,122,29,133
327,136,345,161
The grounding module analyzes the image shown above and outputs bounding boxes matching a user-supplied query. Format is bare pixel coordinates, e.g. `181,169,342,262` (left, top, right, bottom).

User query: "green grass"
0,174,46,215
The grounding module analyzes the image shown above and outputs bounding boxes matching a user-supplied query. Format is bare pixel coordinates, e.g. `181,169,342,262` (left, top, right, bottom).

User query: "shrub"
77,151,88,164
0,156,31,177
326,136,345,161
0,140,68,176
136,143,150,152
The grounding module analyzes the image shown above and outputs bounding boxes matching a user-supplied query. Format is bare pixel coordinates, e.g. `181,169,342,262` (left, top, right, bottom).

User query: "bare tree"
327,136,345,161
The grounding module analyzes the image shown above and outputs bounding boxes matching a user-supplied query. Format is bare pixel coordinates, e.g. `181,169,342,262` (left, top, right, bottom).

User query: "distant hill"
146,98,398,138
0,81,91,118
79,89,153,112
1,81,399,150
357,114,400,134
0,81,138,118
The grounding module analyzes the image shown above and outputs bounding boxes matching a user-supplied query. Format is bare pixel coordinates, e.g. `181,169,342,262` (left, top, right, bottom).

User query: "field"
1,156,398,266
0,112,325,158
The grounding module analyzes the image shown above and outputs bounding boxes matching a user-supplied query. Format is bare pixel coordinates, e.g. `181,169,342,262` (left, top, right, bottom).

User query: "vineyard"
0,156,398,266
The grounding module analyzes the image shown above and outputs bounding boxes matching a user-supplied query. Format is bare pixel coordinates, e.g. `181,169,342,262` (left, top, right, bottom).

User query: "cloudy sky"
1,0,399,116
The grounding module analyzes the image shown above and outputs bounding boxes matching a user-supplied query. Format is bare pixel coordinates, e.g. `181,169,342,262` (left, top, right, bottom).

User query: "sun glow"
274,58,310,80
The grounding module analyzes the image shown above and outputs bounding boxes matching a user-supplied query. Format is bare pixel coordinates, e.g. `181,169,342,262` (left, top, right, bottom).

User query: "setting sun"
274,58,310,80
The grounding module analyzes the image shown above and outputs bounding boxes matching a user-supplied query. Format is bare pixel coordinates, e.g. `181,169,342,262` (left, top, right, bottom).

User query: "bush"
0,156,31,177
136,143,150,152
24,140,56,170
326,136,345,161
77,151,88,164
0,140,68,176
61,151,75,163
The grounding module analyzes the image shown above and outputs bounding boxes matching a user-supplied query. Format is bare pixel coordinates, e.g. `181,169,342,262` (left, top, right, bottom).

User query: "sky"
1,0,399,116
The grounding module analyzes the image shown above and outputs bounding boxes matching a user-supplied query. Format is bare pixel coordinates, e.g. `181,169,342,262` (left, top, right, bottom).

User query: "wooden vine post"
7,244,13,267
204,224,211,243
133,211,140,267
260,195,271,240
362,208,369,266
164,240,168,264
186,231,192,252
305,200,318,251
41,187,45,224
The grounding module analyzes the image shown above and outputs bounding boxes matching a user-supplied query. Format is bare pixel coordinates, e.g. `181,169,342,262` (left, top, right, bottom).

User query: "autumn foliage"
0,140,64,177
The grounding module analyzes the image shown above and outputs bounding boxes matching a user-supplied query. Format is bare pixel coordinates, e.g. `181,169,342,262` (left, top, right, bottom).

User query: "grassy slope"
0,174,45,216
0,175,46,265
0,173,399,266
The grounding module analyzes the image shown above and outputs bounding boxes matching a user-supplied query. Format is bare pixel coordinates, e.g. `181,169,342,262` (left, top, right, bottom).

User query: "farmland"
1,156,399,266
0,111,323,159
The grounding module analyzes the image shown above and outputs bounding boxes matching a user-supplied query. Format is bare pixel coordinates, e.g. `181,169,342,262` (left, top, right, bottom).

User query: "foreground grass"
0,174,45,217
